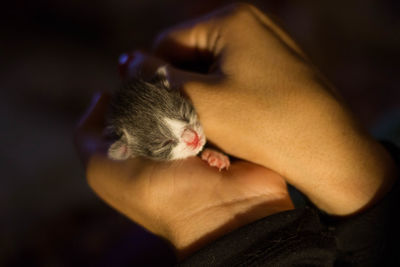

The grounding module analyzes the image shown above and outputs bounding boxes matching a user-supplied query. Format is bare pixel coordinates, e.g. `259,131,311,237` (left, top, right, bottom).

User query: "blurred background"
1,0,399,266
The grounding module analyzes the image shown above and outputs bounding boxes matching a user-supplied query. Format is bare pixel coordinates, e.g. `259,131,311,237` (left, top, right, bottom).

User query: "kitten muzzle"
181,128,200,149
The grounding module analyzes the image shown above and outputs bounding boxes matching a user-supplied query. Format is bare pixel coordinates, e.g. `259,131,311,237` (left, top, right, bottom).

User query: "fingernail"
119,53,129,65
118,52,135,78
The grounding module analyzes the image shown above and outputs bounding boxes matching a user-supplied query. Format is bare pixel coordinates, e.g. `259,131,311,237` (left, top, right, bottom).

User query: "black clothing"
179,142,400,266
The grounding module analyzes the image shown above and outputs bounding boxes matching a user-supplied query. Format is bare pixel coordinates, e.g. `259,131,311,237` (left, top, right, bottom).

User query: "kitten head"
107,66,206,161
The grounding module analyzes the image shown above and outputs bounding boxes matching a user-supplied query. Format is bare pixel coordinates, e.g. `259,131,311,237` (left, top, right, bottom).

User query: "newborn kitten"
106,66,230,170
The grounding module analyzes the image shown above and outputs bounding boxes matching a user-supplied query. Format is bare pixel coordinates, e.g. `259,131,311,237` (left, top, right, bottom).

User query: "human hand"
122,3,396,215
74,93,293,259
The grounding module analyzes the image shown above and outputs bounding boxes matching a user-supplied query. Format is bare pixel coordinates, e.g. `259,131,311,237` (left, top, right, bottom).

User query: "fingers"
152,3,263,63
246,5,308,59
74,92,154,211
152,3,260,65
119,51,168,81
153,3,307,65
151,3,243,63
74,92,111,166
152,13,221,65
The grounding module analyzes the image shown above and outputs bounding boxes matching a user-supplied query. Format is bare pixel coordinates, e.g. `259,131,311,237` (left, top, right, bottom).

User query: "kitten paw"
201,148,230,171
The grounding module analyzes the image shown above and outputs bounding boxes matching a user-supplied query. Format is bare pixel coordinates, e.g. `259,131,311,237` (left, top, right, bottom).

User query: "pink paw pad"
201,148,230,171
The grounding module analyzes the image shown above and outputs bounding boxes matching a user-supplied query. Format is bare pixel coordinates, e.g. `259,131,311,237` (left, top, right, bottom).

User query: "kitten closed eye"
162,140,175,147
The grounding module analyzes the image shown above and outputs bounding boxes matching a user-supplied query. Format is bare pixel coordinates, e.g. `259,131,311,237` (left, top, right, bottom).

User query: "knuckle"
221,2,259,28
231,2,256,17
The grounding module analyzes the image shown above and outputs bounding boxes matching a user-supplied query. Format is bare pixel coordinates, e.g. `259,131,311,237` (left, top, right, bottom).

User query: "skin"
75,93,293,259
75,3,397,260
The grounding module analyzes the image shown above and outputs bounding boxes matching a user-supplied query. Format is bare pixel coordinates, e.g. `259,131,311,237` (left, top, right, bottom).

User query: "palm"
76,93,293,256
147,156,289,207
120,156,292,238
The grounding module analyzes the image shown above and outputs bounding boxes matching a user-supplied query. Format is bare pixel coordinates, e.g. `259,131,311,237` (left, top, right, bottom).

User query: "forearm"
283,137,396,215
253,97,398,215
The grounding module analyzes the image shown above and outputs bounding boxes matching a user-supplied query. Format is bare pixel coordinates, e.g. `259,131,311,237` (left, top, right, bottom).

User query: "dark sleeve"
178,142,400,267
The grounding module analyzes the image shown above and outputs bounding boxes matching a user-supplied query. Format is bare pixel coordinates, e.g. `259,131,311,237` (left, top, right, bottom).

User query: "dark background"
1,0,399,266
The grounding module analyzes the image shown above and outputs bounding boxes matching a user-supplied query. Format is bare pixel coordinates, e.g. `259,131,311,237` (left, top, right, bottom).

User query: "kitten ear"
108,138,131,160
156,65,170,88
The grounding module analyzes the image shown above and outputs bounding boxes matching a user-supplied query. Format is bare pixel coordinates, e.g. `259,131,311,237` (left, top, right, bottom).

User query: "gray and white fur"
106,66,206,161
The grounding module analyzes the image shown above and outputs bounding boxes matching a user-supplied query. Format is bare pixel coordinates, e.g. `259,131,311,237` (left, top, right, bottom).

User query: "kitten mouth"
182,128,201,149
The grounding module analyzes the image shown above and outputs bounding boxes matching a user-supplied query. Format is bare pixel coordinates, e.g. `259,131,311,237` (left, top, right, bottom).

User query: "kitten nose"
182,128,199,148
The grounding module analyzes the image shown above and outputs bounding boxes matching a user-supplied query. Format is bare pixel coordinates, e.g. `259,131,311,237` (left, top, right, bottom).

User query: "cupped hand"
139,3,396,215
74,92,293,259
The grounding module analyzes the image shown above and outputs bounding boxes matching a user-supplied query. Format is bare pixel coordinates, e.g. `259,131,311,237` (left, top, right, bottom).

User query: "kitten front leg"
201,148,230,171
